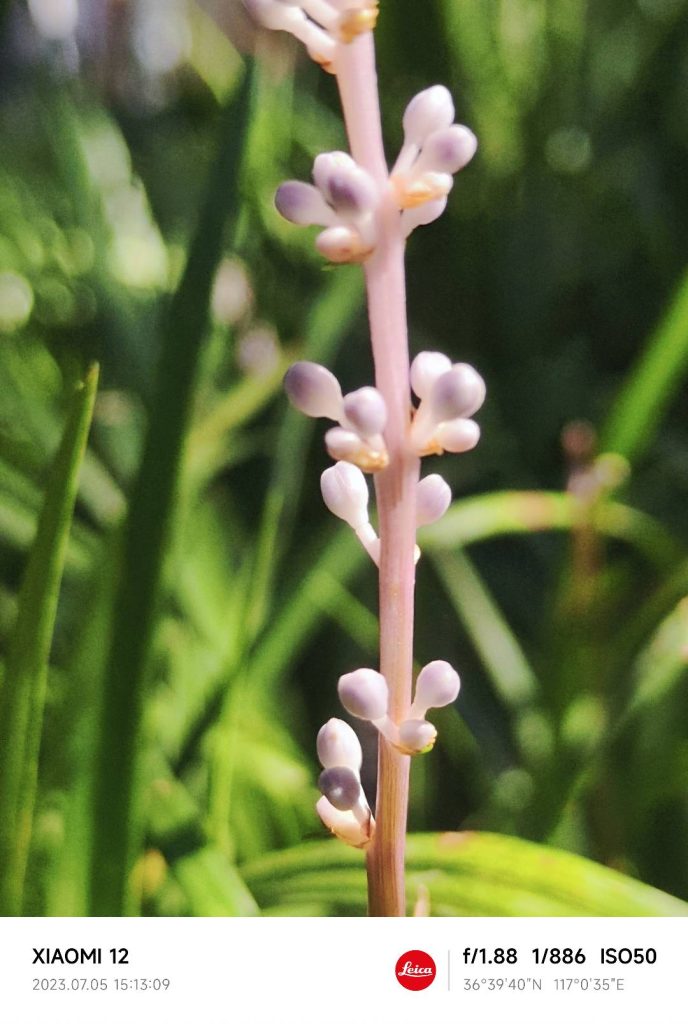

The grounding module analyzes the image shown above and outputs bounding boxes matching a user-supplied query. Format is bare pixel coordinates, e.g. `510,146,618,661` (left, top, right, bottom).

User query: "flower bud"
275,181,336,227
312,151,357,193
401,197,448,238
313,153,378,215
410,351,452,400
325,427,388,472
415,125,478,176
416,474,451,526
316,795,373,847
401,195,448,237
435,417,481,453
315,225,372,263
284,361,342,420
338,668,389,721
318,766,362,811
316,718,362,771
402,86,455,148
413,660,461,715
396,171,453,209
245,0,336,62
320,462,369,529
398,718,437,754
341,386,387,440
429,363,486,421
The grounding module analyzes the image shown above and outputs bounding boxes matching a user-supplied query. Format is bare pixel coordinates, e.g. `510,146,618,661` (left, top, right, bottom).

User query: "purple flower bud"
410,351,452,400
417,125,478,175
275,181,335,227
398,718,437,754
320,461,369,529
314,158,378,217
318,766,362,811
312,151,356,195
341,386,387,440
416,474,452,526
338,668,389,721
429,363,486,422
316,718,362,771
435,417,481,453
402,85,455,147
413,660,461,715
284,361,342,419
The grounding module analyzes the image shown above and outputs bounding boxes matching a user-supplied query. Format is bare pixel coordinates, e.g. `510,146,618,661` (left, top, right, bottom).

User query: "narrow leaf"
0,362,99,915
601,268,688,463
242,832,688,917
88,67,254,916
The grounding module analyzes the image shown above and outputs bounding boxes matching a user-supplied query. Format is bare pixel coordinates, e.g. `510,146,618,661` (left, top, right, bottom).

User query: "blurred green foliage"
0,0,687,916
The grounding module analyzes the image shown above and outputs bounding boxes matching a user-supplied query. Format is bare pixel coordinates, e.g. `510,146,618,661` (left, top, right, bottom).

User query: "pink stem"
335,35,419,917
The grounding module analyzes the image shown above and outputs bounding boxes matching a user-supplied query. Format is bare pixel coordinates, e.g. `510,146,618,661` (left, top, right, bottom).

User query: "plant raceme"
245,0,484,910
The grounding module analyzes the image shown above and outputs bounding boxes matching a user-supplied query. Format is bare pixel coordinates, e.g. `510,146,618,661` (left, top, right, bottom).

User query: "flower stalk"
245,0,483,916
335,34,417,917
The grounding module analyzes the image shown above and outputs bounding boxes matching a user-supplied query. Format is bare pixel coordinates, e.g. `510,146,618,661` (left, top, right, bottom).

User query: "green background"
0,0,687,916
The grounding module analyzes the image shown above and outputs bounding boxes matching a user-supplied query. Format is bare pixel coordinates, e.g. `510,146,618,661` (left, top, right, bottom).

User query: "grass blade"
242,831,688,917
423,490,681,568
601,268,688,463
88,66,254,915
430,548,539,710
0,362,99,915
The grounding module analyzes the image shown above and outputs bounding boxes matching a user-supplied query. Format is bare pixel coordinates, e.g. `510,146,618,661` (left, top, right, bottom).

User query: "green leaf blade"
0,361,99,915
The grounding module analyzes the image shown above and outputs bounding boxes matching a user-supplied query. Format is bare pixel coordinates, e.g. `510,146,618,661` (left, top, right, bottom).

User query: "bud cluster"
410,351,485,456
276,152,379,265
244,0,379,70
284,360,388,471
274,88,477,262
391,86,477,237
316,718,374,847
337,660,461,755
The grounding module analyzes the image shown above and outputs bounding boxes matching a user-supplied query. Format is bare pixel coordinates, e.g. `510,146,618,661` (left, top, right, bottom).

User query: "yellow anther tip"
338,5,379,43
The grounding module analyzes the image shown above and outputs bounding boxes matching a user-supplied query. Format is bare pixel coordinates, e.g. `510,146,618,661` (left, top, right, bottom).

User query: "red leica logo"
395,950,436,991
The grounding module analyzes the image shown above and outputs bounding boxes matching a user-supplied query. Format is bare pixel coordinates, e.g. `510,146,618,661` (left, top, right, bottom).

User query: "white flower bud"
316,795,373,847
412,660,461,716
29,0,79,40
435,417,481,453
326,0,371,10
397,718,437,754
318,766,362,811
283,361,343,419
429,363,486,421
402,86,455,148
341,386,387,440
244,0,303,30
338,668,389,721
410,351,452,400
300,0,339,30
316,718,362,772
275,181,336,227
325,426,366,461
315,225,372,263
401,197,448,238
324,427,388,473
244,0,336,61
320,461,369,529
416,474,452,526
